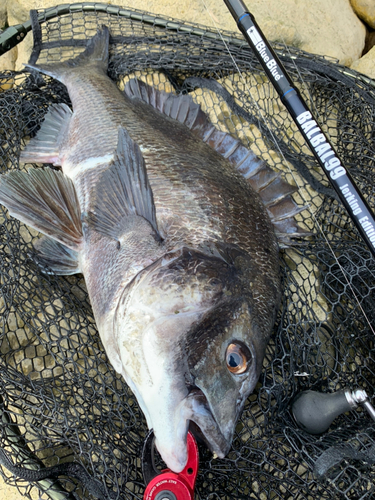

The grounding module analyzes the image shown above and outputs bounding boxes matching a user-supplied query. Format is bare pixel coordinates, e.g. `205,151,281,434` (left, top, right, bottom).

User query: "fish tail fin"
25,25,109,83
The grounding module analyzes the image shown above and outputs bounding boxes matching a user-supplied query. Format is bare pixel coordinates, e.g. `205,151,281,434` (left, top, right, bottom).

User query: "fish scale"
62,65,273,259
62,75,129,172
0,26,292,473
117,96,279,261
61,67,279,278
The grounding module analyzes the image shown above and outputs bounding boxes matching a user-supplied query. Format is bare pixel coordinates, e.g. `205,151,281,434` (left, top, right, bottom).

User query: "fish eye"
226,342,251,374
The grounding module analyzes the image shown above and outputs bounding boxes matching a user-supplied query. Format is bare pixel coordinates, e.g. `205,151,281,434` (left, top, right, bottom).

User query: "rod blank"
224,0,375,258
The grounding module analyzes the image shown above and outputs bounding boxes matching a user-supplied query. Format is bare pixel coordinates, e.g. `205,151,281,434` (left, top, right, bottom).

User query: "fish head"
115,245,279,472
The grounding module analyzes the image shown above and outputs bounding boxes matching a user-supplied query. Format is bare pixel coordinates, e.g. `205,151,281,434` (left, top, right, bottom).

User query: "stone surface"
0,46,17,72
0,481,39,500
363,28,375,55
0,0,368,70
0,3,7,31
351,43,375,78
350,0,375,29
239,0,365,66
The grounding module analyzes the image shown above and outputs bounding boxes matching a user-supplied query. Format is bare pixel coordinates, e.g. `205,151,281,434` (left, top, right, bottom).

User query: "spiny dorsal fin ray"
124,78,310,246
24,26,109,83
124,79,268,180
256,176,298,207
274,219,311,247
125,78,200,126
20,103,72,165
0,168,82,250
267,197,308,222
88,127,160,241
33,236,81,275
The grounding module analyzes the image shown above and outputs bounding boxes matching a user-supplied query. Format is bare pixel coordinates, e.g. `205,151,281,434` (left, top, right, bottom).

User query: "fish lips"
178,347,263,465
180,320,266,462
177,388,231,458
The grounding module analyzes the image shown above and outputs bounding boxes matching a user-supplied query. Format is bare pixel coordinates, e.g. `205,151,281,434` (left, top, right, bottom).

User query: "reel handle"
292,388,375,434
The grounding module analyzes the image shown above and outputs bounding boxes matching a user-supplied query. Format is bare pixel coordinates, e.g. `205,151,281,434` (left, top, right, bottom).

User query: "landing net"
0,4,375,499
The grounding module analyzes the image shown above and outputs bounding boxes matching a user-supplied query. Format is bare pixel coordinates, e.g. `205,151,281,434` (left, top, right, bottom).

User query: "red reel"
143,432,199,500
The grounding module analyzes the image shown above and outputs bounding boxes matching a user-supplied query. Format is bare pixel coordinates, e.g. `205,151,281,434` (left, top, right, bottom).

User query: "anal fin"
0,167,82,250
20,103,72,165
89,128,161,241
33,236,81,275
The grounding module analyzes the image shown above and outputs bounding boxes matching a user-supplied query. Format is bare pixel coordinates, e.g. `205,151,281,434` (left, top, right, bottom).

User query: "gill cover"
185,300,267,447
114,245,278,472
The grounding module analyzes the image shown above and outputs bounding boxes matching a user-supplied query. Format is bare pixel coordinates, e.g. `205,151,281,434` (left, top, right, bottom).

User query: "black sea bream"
0,27,304,472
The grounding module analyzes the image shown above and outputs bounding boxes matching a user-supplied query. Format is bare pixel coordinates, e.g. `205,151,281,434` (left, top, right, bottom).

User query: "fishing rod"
224,0,375,259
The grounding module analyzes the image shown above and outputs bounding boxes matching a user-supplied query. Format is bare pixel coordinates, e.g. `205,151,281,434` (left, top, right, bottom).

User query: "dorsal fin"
124,79,310,246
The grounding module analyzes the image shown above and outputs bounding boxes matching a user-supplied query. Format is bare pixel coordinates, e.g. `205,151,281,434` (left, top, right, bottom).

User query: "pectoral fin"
0,167,82,250
88,127,161,241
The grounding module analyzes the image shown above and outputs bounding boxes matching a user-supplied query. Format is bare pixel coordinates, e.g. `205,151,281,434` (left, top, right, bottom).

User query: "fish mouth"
177,387,232,460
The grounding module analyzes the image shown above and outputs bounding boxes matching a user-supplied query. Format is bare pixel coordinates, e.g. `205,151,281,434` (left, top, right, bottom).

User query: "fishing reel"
142,431,198,500
292,387,375,434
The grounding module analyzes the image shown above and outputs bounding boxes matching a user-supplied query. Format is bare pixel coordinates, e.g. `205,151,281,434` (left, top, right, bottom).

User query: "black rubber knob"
292,390,353,434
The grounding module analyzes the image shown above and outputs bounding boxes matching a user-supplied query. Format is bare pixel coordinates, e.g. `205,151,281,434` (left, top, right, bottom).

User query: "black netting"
1,3,375,499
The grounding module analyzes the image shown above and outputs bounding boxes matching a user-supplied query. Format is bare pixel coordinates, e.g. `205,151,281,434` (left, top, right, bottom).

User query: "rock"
6,0,28,27
0,46,17,72
1,0,367,71
243,0,365,66
363,28,375,55
351,44,375,78
350,0,375,29
7,0,60,26
0,2,7,30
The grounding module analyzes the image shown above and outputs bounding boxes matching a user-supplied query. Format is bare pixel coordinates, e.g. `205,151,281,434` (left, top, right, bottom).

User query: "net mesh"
1,4,375,499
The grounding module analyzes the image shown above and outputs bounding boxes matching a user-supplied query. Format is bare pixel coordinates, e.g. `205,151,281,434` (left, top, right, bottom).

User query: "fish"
0,26,307,472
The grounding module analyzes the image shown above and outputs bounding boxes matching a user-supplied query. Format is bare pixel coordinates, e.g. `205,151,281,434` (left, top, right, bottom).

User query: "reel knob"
292,388,375,434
